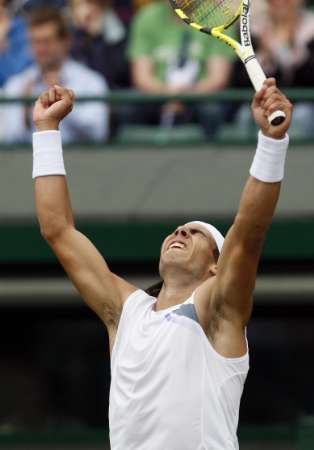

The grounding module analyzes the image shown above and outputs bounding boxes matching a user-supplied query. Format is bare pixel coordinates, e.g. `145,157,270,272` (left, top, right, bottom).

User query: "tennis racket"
169,0,286,126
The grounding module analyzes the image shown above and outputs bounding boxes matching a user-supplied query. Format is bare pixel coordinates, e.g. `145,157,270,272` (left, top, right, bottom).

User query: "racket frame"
171,0,286,125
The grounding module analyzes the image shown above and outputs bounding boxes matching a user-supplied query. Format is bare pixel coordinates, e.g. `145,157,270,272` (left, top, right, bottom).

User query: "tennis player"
32,79,292,450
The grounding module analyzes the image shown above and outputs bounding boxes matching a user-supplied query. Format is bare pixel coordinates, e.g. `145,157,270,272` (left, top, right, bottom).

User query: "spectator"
252,0,314,87
127,1,236,140
232,0,314,137
251,0,268,21
70,0,130,89
0,0,33,87
2,7,108,143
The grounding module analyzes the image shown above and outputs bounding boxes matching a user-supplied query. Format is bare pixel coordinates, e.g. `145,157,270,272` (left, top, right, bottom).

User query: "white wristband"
32,130,66,179
249,131,289,183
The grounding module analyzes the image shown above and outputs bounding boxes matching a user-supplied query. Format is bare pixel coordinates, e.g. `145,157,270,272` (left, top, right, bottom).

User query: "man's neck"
41,59,64,75
155,276,204,311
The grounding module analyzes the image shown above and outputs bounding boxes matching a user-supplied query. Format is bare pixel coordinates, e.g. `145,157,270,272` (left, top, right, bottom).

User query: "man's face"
29,22,69,70
72,0,104,33
159,223,217,280
267,0,302,15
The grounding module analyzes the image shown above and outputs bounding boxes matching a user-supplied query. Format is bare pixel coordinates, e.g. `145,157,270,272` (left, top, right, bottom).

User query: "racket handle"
245,57,286,126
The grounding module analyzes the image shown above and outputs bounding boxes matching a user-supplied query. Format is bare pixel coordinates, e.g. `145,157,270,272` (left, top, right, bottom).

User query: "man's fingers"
259,84,291,117
54,85,72,99
39,91,50,109
67,89,75,102
265,101,286,117
53,85,75,106
261,88,292,118
262,93,286,112
252,78,277,108
252,86,266,109
260,86,279,107
262,77,276,88
266,100,292,119
38,86,73,109
48,87,57,105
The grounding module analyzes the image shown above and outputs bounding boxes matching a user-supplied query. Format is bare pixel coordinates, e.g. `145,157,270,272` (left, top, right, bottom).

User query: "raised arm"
33,85,136,329
196,79,292,356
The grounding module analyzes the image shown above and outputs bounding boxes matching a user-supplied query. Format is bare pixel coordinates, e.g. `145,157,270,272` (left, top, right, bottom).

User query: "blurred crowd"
0,0,314,143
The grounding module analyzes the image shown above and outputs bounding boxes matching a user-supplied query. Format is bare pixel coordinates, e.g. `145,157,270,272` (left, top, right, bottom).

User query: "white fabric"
32,130,65,178
167,60,199,87
102,9,126,44
110,289,249,450
2,59,109,143
250,131,289,183
186,221,225,253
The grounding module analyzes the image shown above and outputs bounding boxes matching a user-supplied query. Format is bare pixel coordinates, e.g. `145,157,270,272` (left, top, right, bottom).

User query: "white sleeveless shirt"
109,289,249,450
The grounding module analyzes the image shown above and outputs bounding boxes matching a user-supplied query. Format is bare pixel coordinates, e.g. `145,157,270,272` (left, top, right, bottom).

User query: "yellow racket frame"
172,0,243,52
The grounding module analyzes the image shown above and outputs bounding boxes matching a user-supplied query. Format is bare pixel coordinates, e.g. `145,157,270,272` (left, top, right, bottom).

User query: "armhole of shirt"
190,292,250,364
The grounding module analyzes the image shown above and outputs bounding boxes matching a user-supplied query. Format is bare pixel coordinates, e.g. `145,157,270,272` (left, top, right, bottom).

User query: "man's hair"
28,7,70,39
145,280,163,297
213,245,219,264
71,0,110,6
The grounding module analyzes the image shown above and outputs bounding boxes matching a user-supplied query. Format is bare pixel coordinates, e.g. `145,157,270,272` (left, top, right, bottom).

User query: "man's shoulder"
64,59,108,92
9,15,28,36
301,9,314,37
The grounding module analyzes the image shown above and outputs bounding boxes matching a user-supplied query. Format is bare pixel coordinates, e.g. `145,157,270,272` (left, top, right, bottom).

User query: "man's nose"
175,227,188,238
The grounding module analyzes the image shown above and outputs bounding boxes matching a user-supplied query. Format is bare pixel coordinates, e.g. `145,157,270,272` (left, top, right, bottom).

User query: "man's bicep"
214,225,263,324
49,227,136,324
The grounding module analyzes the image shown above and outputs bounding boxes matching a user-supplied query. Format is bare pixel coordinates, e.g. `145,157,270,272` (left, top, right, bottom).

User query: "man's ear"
209,263,217,277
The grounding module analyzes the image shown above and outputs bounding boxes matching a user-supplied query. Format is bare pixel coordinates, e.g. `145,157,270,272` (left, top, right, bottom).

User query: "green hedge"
1,218,313,263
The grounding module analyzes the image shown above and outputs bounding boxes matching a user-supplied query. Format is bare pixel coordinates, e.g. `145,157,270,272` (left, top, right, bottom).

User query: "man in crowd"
2,7,108,143
70,0,129,89
127,0,236,140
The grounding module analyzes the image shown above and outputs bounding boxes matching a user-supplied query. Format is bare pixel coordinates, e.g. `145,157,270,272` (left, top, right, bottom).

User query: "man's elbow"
39,215,71,244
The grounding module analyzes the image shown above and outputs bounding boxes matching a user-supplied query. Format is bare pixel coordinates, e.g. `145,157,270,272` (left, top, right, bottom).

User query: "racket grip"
245,57,286,126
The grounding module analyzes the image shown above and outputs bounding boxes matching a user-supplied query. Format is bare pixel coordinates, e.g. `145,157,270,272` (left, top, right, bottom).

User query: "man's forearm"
35,175,74,240
235,176,280,242
134,76,170,94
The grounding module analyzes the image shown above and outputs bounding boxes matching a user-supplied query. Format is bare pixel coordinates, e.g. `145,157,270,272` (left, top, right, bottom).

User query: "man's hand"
33,85,75,132
251,78,293,139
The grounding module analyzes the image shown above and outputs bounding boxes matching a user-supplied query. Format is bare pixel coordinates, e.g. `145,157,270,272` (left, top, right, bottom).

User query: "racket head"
170,0,243,33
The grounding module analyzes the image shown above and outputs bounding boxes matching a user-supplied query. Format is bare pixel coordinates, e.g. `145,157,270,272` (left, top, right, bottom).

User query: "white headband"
186,221,225,253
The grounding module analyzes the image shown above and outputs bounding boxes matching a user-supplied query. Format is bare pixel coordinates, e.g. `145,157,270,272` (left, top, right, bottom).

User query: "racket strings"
174,0,240,28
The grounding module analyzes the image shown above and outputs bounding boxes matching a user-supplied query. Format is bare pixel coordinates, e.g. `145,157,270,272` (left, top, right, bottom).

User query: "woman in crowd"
233,0,314,137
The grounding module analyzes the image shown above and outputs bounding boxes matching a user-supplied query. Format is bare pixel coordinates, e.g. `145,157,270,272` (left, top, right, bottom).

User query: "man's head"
70,0,109,35
28,8,70,71
159,221,224,283
0,0,8,11
267,0,303,19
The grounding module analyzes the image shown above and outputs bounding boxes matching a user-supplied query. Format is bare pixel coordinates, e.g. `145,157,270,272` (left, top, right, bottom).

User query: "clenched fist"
33,85,75,131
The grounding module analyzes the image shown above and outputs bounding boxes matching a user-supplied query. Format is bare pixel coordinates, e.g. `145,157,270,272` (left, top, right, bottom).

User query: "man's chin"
160,251,189,268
